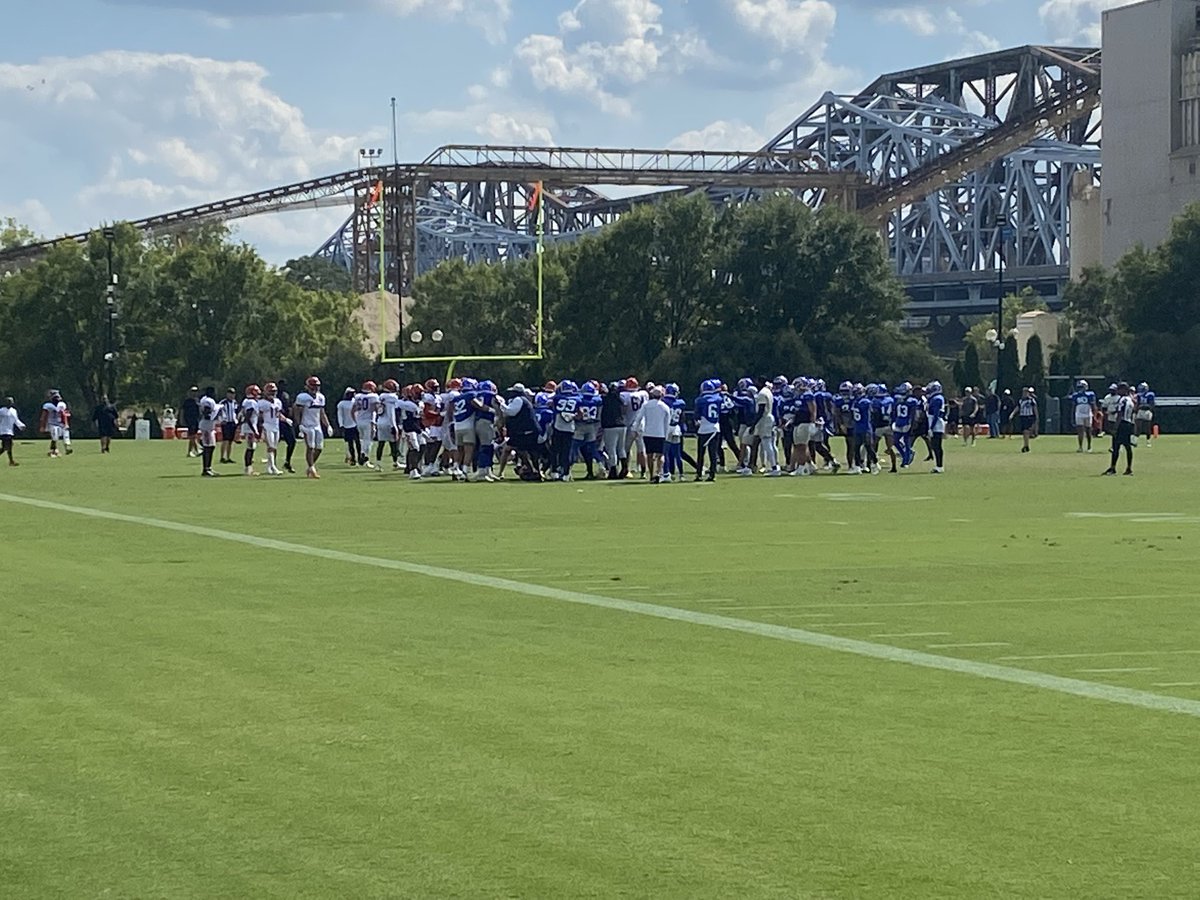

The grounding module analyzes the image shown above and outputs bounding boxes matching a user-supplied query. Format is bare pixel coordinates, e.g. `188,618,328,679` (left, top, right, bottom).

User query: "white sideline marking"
1153,682,1200,688
7,490,1200,720
716,604,818,611
872,632,952,638
814,622,886,628
1077,667,1158,674
927,642,1011,649
997,650,1200,662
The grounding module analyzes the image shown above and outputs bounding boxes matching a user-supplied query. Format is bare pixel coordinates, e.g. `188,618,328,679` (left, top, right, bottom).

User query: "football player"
239,384,262,476
293,376,331,478
257,382,286,476
1069,379,1097,453
354,380,380,467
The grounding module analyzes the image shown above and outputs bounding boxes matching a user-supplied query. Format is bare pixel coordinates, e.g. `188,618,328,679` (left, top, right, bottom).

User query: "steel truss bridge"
0,45,1100,318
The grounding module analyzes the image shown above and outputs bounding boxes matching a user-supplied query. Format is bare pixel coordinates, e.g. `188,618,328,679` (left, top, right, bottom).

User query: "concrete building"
1102,0,1200,264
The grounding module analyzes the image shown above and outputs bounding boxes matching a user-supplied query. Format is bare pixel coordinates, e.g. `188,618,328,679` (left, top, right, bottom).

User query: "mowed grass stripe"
6,490,1200,721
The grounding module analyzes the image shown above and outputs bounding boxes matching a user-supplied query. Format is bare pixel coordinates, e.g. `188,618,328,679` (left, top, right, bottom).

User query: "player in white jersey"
257,382,286,475
753,380,780,475
419,378,444,475
619,377,650,478
238,385,262,476
336,387,359,465
293,375,332,479
353,380,380,469
39,390,68,457
377,379,403,469
0,397,26,466
197,386,219,476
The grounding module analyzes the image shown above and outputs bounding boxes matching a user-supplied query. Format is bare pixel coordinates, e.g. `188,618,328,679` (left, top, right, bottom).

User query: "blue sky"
1,0,1116,263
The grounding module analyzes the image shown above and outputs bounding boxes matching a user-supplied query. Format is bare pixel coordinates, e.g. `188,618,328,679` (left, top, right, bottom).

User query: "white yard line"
1076,667,1159,674
7,491,1200,720
998,650,1200,662
872,632,952,638
1153,682,1200,688
812,622,886,628
927,642,1012,649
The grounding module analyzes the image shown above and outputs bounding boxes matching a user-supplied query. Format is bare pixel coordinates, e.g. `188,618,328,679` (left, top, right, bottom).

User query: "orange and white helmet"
245,384,261,398
264,382,277,395
448,377,462,390
424,378,440,391
625,376,639,389
382,378,399,392
305,376,321,391
543,380,558,393
361,380,377,393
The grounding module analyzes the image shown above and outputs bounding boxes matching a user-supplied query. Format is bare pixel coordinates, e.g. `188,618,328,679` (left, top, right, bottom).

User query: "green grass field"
3,433,1199,898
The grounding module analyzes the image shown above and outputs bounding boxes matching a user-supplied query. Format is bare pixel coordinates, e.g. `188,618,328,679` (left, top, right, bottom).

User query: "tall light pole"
992,211,1011,394
358,147,383,169
102,226,118,401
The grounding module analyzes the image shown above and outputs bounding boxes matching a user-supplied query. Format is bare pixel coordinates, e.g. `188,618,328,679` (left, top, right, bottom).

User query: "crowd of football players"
0,376,1158,478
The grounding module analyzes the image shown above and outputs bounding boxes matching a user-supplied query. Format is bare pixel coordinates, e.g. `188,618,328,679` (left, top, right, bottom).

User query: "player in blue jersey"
533,392,556,476
662,383,689,482
1135,381,1156,446
872,382,898,473
572,381,606,479
1068,379,1097,453
835,381,856,469
786,379,811,475
891,382,916,469
694,379,723,481
550,380,580,480
471,379,499,481
926,381,947,473
452,377,478,478
852,386,877,474
809,379,839,472
732,379,757,474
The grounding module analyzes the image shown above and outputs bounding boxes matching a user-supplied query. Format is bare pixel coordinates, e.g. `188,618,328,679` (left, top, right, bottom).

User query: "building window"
1182,51,1200,148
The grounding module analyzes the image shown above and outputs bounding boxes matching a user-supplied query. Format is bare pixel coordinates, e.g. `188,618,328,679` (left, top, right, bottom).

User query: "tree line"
1057,203,1200,393
0,220,371,430
407,193,945,390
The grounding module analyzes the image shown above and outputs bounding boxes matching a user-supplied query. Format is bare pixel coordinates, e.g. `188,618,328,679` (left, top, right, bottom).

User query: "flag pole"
536,180,544,359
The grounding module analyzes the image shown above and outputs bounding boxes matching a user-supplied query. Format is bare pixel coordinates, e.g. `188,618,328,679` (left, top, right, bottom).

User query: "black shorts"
1,435,11,451
184,417,200,435
343,426,358,442
220,423,237,441
644,436,665,455
1019,415,1036,432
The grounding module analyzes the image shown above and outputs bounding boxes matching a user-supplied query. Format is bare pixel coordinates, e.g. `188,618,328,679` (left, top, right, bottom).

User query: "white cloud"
728,0,837,51
667,120,765,151
875,6,999,57
479,113,556,145
1038,0,1119,44
405,100,557,146
878,6,940,37
103,0,513,42
0,51,380,261
514,33,633,116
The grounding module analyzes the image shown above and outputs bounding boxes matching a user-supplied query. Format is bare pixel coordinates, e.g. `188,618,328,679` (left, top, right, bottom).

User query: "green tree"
1021,334,1046,399
282,255,353,293
1,217,36,250
997,339,1020,395
962,343,983,392
0,222,370,421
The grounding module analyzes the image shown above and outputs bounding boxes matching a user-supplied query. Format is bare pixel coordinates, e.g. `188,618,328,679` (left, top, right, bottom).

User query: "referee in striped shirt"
1103,382,1136,476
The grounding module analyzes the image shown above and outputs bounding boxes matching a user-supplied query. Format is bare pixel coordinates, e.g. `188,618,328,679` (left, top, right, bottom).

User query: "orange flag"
366,179,383,208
